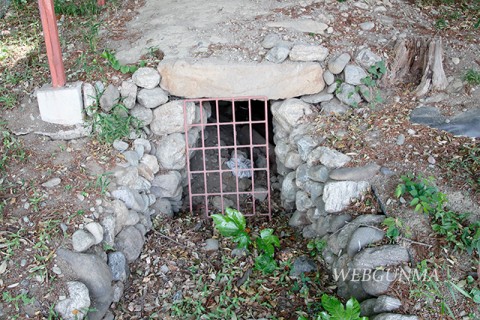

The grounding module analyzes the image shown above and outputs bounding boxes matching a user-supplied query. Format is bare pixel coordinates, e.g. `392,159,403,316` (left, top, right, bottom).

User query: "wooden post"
38,0,66,88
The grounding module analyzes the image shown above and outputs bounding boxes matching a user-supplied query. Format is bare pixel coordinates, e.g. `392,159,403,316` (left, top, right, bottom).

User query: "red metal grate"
184,97,271,219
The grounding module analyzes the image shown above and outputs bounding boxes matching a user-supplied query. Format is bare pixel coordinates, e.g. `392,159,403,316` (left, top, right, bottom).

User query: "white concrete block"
37,81,84,125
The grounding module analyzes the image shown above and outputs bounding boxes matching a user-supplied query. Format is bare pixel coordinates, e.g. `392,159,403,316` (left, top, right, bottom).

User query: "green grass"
445,143,480,194
464,69,480,86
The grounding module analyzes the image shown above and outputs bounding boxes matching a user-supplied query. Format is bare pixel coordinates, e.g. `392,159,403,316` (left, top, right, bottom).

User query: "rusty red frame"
184,97,272,219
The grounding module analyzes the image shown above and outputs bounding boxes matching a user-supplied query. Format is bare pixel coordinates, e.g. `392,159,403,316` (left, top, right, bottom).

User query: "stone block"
37,82,84,125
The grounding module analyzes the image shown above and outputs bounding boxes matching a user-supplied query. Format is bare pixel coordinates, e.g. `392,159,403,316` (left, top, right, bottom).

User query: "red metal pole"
38,0,66,88
97,0,105,6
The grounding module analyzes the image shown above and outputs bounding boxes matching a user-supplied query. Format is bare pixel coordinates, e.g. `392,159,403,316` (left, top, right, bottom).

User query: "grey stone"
308,165,330,182
352,245,410,271
130,105,153,126
358,85,374,103
307,146,351,168
373,295,402,313
290,256,317,278
265,45,290,63
110,199,130,234
435,108,480,138
356,49,383,69
303,181,324,201
42,177,61,188
72,229,97,252
262,33,280,49
323,181,370,213
295,163,309,189
360,298,378,317
321,98,349,115
125,210,140,226
329,163,380,181
113,140,129,152
112,282,124,303
115,225,145,262
289,44,329,62
55,248,113,320
83,83,98,116
328,53,351,74
327,215,385,255
112,187,148,213
115,167,138,188
85,222,104,245
137,87,169,109
359,21,375,31
266,19,328,34
301,91,334,104
99,84,120,112
120,80,137,109
328,213,352,233
396,134,405,145
353,1,370,9
132,67,161,89
344,65,368,85
152,171,182,198
327,82,338,94
303,216,329,238
140,154,159,174
108,251,128,282
409,106,445,126
347,227,385,256
150,100,195,136
152,198,174,218
134,138,152,154
296,191,313,212
123,150,140,166
205,238,219,251
289,210,309,227
336,83,362,107
323,70,335,85
346,279,371,302
254,187,268,202
212,196,235,211
271,99,313,133
231,248,248,257
362,270,397,296
281,171,298,204
101,215,115,246
284,151,303,169
55,281,91,320
371,314,418,320
156,133,186,170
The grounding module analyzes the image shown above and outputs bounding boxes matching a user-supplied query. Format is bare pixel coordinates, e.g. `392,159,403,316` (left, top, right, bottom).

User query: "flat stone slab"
435,108,480,138
157,59,325,99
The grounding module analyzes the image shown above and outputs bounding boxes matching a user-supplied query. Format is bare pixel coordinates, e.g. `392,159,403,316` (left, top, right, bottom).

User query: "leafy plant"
54,0,100,16
212,208,280,274
395,174,447,214
212,207,251,249
101,50,146,74
464,69,480,86
96,172,112,195
317,294,367,320
383,217,401,241
307,239,327,257
2,291,34,312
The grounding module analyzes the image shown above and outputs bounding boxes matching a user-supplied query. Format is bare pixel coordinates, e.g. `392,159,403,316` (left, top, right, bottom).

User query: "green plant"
307,239,327,257
101,50,146,74
90,103,142,144
0,123,27,171
96,172,112,195
317,294,367,320
212,208,280,274
2,291,35,312
395,174,447,214
444,143,479,193
54,0,100,16
383,217,402,241
464,69,480,86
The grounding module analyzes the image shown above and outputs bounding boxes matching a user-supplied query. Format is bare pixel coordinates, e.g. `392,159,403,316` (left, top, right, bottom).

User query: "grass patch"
464,69,480,86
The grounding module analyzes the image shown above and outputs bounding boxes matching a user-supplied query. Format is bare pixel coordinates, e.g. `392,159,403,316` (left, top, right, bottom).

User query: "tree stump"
386,37,448,96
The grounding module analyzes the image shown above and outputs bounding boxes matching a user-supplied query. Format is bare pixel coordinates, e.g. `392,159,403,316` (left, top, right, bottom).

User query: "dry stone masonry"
53,44,418,319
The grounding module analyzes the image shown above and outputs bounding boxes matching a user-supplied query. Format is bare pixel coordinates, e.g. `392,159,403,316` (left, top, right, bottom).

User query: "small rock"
112,282,124,303
321,98,349,115
204,238,219,251
99,84,120,112
323,181,370,213
123,150,140,166
352,245,410,271
347,227,385,256
132,67,161,89
120,80,137,109
396,134,405,145
85,222,104,245
231,248,248,257
452,57,460,65
115,225,145,262
289,44,329,62
301,91,334,104
72,229,96,252
307,146,351,168
308,165,330,183
265,45,291,64
137,87,169,109
371,313,418,320
344,65,368,85
355,48,382,69
130,105,153,126
353,1,369,9
328,53,351,74
427,156,436,165
336,83,362,107
55,281,91,320
108,252,128,282
359,21,375,31
373,295,402,313
113,140,129,152
42,177,61,188
329,163,380,181
262,33,280,49
290,256,317,278
323,70,335,85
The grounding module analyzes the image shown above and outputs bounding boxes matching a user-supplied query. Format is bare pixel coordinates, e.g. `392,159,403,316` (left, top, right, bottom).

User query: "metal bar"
215,100,225,214
183,101,194,216
38,0,66,88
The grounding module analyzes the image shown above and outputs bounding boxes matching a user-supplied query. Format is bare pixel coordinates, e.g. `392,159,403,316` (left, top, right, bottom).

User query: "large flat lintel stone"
37,81,84,125
157,59,325,99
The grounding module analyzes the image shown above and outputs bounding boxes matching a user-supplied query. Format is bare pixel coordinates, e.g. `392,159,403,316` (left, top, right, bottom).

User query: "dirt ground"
1,0,479,319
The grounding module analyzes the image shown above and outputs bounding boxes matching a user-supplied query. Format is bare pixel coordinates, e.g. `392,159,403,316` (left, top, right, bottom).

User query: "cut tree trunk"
386,37,448,97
